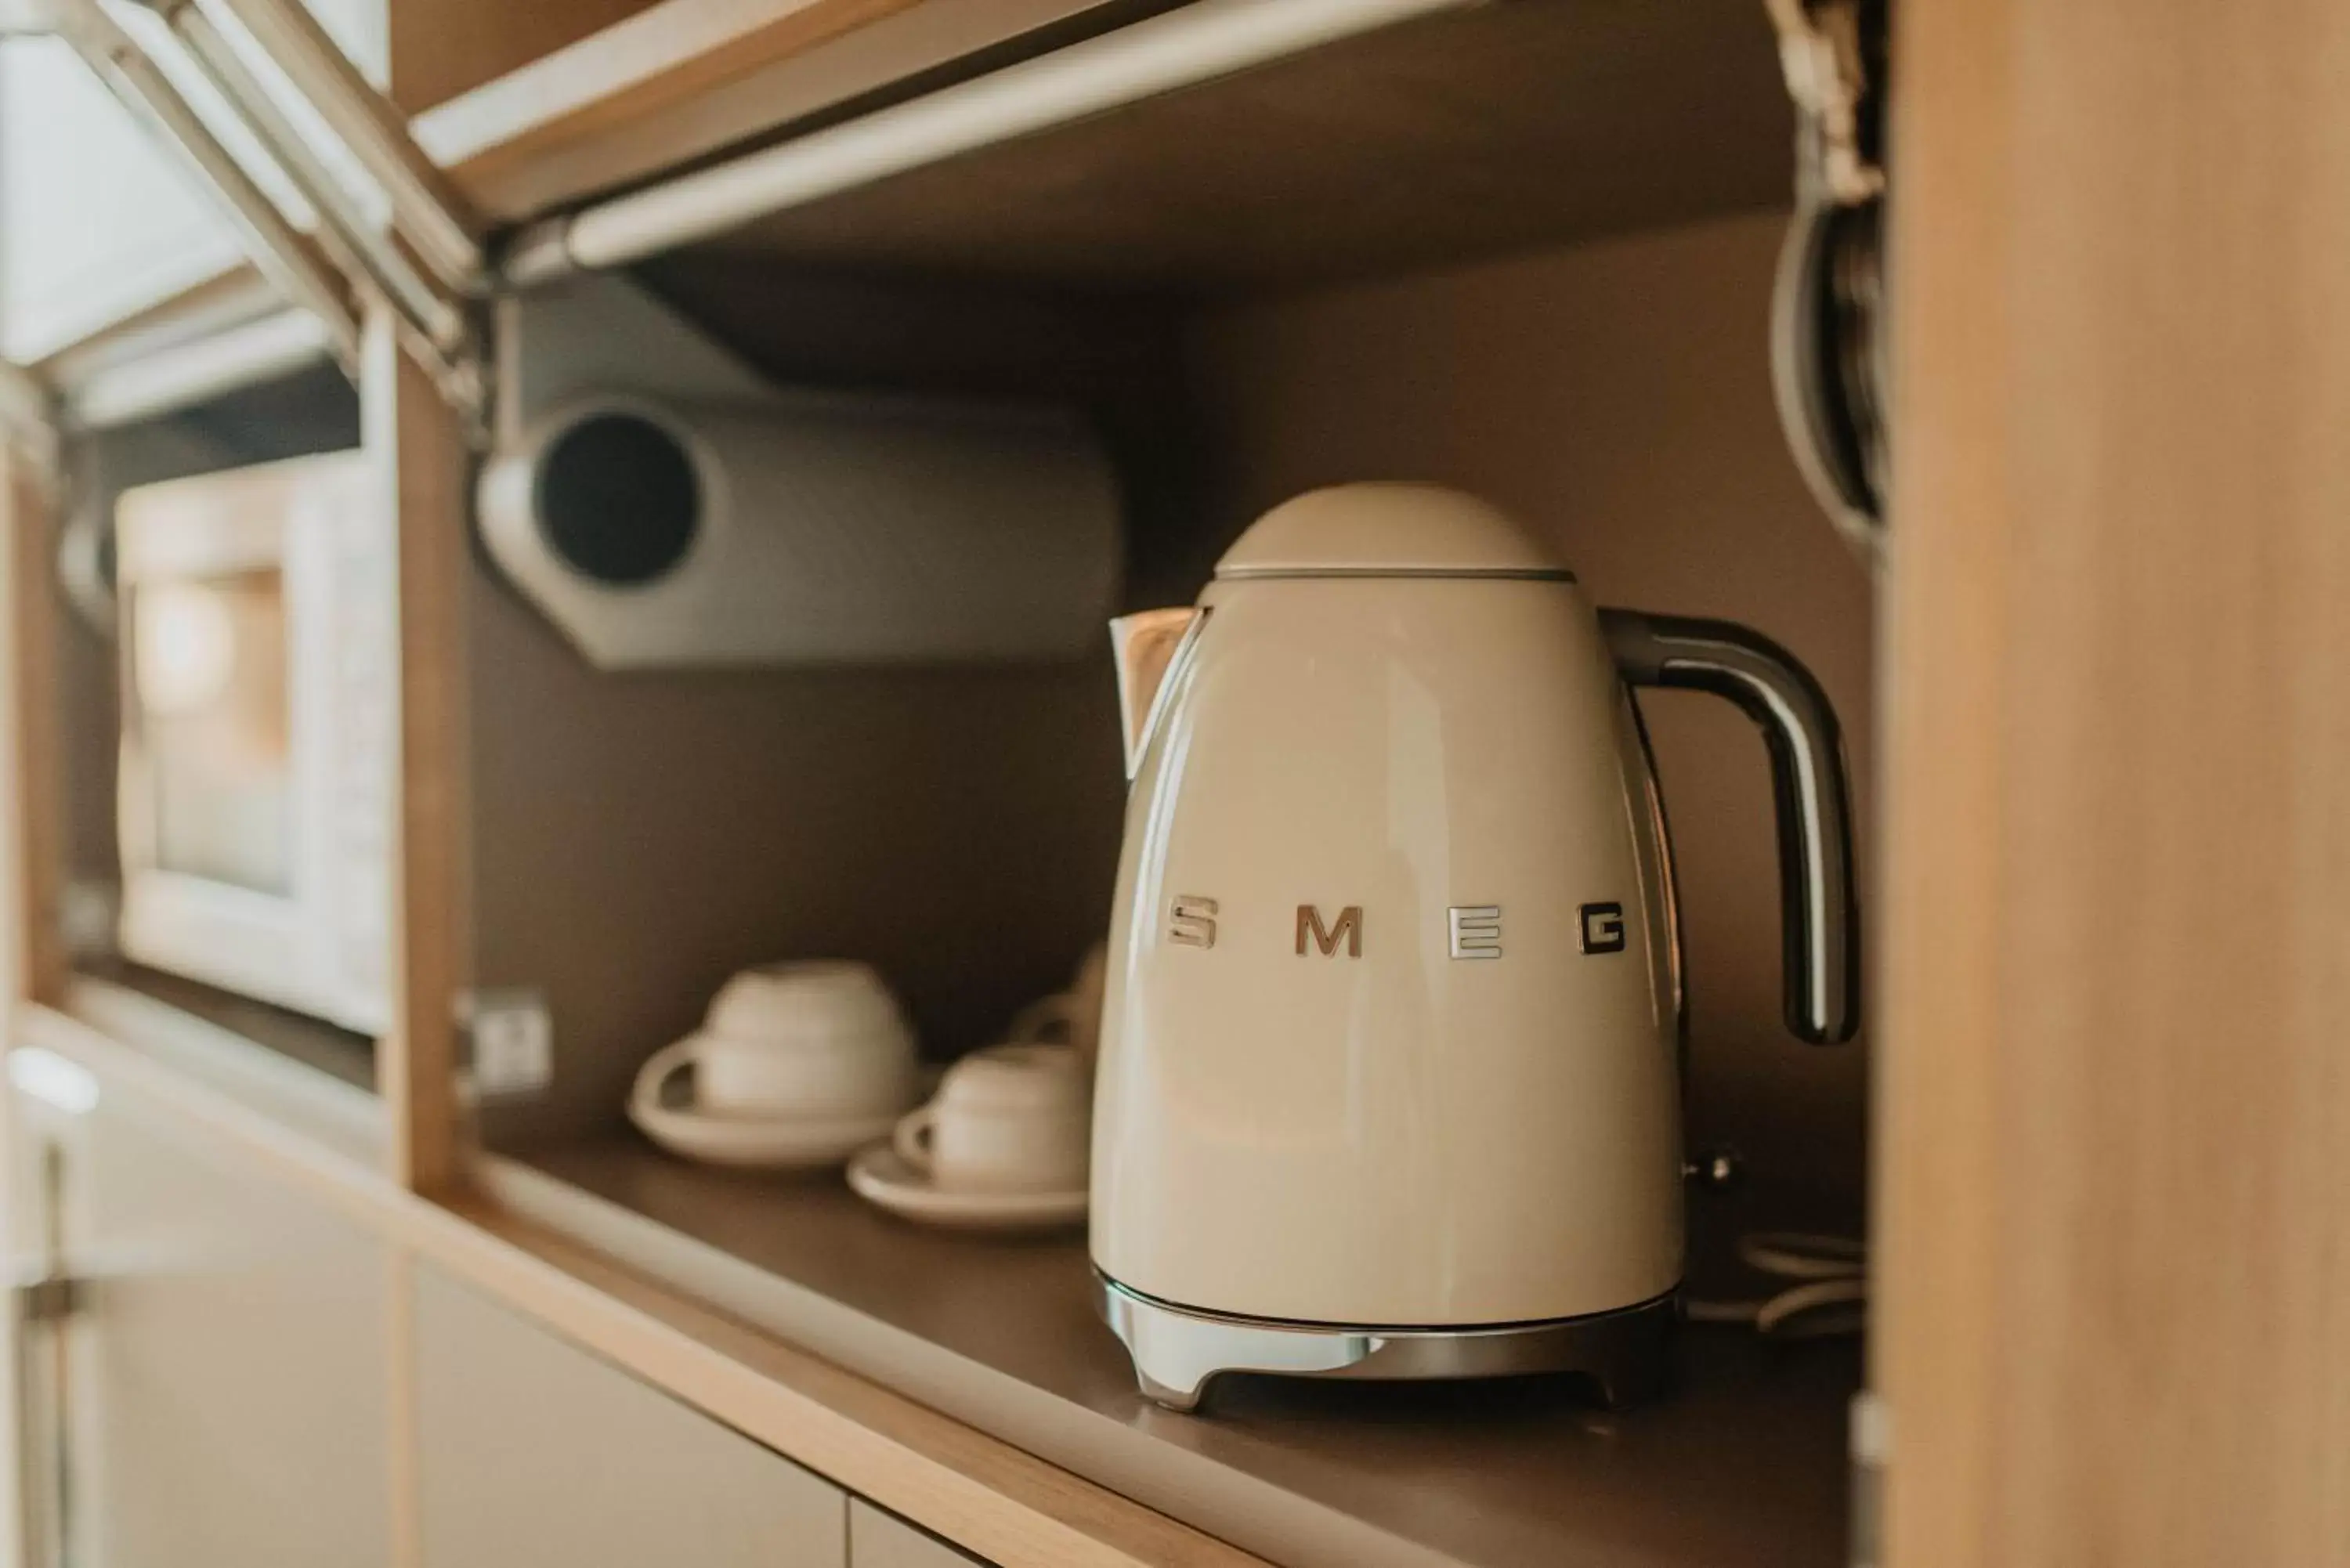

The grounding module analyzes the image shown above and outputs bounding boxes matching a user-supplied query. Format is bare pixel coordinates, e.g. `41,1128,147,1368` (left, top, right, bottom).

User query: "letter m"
1295,904,1363,958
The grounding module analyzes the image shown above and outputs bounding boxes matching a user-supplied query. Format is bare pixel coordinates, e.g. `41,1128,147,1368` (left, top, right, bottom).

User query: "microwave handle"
1600,609,1860,1046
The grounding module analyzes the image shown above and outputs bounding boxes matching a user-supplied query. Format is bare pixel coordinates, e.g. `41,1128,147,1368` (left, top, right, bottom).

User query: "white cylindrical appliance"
1090,484,1860,1411
477,392,1121,668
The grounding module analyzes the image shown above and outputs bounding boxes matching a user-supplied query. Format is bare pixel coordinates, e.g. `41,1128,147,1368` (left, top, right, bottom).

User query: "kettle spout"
1108,608,1204,780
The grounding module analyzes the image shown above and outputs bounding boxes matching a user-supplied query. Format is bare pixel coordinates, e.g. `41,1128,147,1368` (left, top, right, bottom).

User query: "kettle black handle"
1600,609,1860,1045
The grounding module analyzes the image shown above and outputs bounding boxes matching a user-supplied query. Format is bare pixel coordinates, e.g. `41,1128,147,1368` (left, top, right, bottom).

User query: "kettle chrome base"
1092,1273,1676,1412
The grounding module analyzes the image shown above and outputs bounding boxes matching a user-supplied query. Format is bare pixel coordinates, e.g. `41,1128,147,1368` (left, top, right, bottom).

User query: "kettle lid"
1214,483,1572,580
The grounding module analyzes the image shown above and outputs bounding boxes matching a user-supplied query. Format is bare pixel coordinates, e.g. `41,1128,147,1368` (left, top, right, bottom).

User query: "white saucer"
846,1145,1088,1234
629,1096,902,1172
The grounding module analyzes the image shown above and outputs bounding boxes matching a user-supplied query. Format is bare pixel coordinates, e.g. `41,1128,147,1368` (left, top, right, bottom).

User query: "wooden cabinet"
9,1054,392,1568
412,1259,848,1568
4,4,2348,1568
850,1503,982,1568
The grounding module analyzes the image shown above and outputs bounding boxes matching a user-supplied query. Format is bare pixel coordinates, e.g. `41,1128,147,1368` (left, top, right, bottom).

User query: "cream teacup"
707,959,906,1046
632,959,917,1122
892,1043,1090,1193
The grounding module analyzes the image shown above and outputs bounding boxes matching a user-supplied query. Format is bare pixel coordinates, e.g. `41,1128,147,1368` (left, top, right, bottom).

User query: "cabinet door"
9,1057,394,1568
0,35,234,361
0,0,387,360
414,1263,847,1568
850,1502,987,1568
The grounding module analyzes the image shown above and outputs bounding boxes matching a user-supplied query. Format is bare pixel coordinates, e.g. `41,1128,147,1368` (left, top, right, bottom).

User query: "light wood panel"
411,0,927,214
386,0,671,116
0,435,53,1568
1,446,64,1009
365,310,472,1191
1878,3,2350,1566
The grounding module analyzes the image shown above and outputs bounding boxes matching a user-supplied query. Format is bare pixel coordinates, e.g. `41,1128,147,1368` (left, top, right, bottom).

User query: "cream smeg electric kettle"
1090,484,1858,1411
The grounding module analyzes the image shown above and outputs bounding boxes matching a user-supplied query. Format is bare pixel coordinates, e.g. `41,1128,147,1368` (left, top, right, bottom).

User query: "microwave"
113,450,394,1035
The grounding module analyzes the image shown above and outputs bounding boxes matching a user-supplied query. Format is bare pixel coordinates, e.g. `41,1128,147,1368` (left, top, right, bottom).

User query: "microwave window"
130,573,292,896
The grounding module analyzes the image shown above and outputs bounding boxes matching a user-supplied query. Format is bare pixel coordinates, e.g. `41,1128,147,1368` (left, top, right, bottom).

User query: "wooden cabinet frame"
367,309,472,1194
1877,3,2350,1565
0,446,66,1012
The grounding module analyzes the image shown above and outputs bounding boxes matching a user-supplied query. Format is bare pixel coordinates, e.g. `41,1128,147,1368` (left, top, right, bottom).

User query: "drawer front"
850,1502,988,1568
10,1068,394,1568
414,1263,848,1568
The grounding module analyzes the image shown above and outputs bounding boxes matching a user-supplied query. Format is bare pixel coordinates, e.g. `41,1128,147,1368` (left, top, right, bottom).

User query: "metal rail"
204,0,484,293
143,0,481,410
160,2,457,345
504,0,1485,283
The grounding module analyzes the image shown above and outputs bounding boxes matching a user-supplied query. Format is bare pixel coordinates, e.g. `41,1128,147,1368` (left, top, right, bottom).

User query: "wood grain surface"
1,449,64,1010
414,0,920,211
1878,2,2350,1565
365,311,472,1193
690,0,1790,290
387,0,672,115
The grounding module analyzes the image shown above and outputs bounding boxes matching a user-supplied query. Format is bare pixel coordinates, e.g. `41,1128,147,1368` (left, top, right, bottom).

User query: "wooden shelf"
418,0,1789,289
413,0,1160,222
673,0,1792,292
489,1133,1857,1568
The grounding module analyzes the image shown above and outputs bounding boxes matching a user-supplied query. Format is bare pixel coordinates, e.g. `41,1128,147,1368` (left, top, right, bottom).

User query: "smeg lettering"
1295,904,1364,958
1157,898,1625,959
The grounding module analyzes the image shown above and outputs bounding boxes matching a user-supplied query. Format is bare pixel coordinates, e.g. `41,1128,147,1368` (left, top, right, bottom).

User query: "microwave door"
131,571,296,899
111,450,391,1035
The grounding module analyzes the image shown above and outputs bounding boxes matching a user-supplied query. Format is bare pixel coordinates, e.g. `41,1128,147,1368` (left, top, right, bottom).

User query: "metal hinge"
120,0,490,430
1765,0,1892,566
13,1274,88,1327
1765,0,1887,208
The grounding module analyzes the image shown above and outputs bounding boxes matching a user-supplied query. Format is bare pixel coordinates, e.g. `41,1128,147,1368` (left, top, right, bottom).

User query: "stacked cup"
630,960,921,1170
891,1043,1091,1194
846,946,1105,1234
